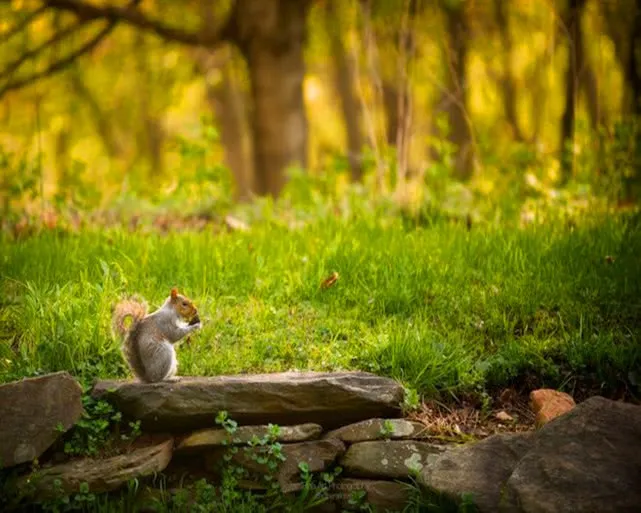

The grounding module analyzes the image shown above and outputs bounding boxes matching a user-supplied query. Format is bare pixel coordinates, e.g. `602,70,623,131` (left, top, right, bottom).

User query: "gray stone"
0,372,83,468
93,371,404,432
176,423,323,453
341,440,446,480
324,418,427,443
501,396,641,513
330,478,411,512
206,438,346,493
17,439,174,500
420,432,534,513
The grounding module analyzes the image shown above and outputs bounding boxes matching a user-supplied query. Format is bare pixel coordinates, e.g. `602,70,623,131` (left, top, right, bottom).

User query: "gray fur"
122,296,202,383
147,298,202,342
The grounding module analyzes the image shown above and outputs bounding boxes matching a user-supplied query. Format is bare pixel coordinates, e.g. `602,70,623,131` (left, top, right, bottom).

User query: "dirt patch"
407,389,535,444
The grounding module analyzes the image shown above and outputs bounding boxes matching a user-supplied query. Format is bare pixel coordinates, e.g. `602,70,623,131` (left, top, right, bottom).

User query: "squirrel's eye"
182,301,187,306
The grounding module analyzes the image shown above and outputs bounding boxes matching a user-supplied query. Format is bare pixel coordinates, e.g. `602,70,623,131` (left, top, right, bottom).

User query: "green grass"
1,213,640,399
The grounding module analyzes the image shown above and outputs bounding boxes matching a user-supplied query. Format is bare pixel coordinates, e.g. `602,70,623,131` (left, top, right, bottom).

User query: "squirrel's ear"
170,288,178,300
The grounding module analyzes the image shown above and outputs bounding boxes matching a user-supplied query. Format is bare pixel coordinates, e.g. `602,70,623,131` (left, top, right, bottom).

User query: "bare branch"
0,5,48,45
0,20,84,83
43,0,235,47
0,0,235,99
0,20,115,99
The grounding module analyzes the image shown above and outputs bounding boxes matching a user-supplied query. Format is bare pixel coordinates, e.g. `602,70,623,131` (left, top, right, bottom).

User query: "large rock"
420,396,641,513
206,439,346,493
419,432,534,512
93,371,404,432
17,439,174,501
324,418,427,443
340,441,446,480
502,396,641,513
0,372,83,468
176,423,323,453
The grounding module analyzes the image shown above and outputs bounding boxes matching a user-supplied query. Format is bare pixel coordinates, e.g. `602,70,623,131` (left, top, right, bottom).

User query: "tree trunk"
495,0,525,142
325,0,364,182
69,68,122,159
602,0,641,115
194,47,254,201
630,0,641,116
234,0,312,198
559,0,587,182
134,32,165,180
392,0,417,189
436,0,473,181
382,83,402,146
582,63,605,129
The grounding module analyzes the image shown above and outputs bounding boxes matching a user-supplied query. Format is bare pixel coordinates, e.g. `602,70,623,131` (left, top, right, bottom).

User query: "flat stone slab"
16,439,173,500
324,418,427,443
93,371,404,432
175,423,323,453
330,478,411,511
340,440,446,480
206,438,346,493
0,372,83,468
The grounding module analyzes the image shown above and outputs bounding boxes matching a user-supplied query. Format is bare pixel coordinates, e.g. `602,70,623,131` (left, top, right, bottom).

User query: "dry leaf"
495,410,514,422
225,215,249,232
321,271,339,289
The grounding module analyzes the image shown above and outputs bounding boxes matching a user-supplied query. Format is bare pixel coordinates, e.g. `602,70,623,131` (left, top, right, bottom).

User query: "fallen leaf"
225,215,249,232
495,410,514,422
321,271,339,289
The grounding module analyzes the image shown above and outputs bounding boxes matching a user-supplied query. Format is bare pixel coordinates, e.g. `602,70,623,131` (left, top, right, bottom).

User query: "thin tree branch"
0,20,85,83
43,0,235,46
0,20,116,99
0,5,48,45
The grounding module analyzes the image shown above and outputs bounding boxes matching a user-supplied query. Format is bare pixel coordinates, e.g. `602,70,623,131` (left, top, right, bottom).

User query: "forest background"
0,0,640,403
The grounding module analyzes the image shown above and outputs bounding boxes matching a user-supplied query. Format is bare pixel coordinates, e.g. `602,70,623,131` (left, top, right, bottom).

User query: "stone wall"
1,371,640,513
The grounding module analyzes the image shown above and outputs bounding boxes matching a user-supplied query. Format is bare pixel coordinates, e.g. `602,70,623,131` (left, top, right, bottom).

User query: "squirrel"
112,288,202,383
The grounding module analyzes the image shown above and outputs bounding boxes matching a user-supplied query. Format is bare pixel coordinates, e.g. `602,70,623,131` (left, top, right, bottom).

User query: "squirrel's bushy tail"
111,297,148,339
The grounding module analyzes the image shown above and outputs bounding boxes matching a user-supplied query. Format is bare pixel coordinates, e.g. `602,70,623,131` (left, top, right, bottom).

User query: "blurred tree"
370,0,418,177
559,0,588,182
133,31,167,180
0,0,313,198
194,0,254,201
601,0,641,116
193,46,254,201
632,0,641,116
324,0,364,182
494,0,525,142
68,65,123,160
433,0,474,181
392,0,417,188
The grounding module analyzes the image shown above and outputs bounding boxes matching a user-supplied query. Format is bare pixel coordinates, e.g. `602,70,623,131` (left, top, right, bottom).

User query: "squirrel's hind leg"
141,341,177,383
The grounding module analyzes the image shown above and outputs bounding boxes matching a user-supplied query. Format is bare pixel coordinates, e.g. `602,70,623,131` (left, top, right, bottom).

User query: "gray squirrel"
112,288,202,383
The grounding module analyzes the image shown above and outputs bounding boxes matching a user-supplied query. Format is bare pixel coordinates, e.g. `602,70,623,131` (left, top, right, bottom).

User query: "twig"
43,0,235,47
0,20,86,82
0,20,116,99
0,5,47,45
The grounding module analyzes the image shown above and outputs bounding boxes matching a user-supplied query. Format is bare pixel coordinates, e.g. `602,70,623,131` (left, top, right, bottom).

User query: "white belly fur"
162,339,178,379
